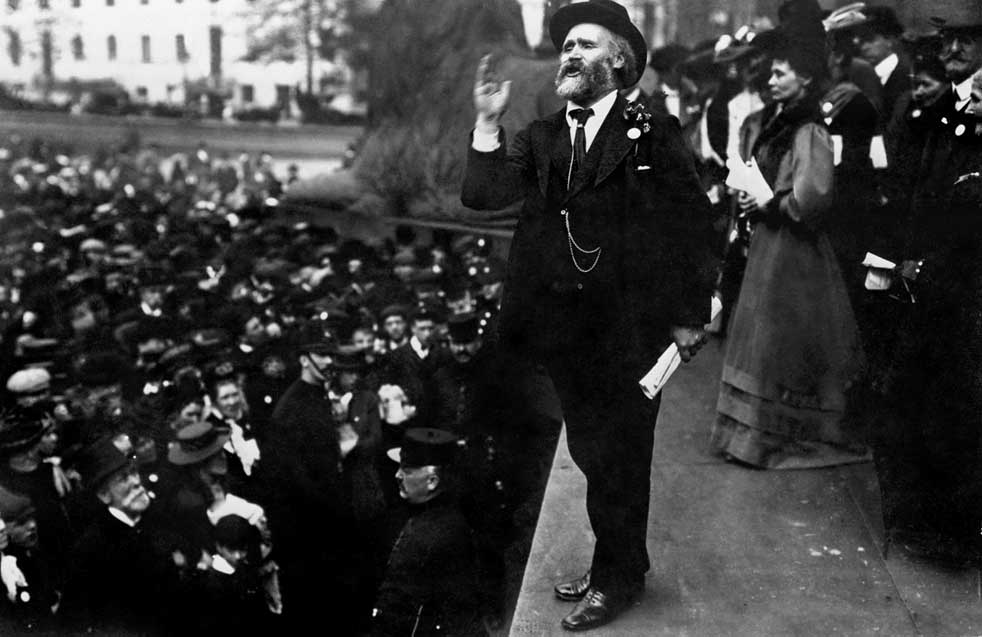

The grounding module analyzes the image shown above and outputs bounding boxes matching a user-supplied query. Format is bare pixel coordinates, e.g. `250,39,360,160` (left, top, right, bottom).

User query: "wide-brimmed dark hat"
75,436,132,491
0,485,34,522
931,0,982,31
858,6,904,37
0,409,44,454
549,0,648,86
389,428,460,468
167,420,230,465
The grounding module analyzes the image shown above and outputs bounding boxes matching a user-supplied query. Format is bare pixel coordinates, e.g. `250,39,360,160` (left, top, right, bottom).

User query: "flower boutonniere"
623,102,652,140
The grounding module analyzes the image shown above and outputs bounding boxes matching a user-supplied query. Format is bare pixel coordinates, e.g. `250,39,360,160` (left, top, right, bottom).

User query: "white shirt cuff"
472,127,501,152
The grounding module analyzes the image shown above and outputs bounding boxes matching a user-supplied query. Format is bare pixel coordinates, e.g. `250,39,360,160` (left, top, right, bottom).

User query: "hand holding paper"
861,252,896,291
639,297,722,400
725,156,774,207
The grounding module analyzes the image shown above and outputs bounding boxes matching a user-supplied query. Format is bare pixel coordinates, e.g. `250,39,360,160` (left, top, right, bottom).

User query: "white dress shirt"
410,335,429,360
874,53,899,86
472,89,618,154
953,75,974,112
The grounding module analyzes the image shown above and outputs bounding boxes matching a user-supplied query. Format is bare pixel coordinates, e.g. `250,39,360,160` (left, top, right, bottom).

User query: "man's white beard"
555,57,617,105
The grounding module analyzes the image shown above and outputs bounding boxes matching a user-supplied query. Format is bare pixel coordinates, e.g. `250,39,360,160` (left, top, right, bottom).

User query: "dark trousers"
546,348,661,596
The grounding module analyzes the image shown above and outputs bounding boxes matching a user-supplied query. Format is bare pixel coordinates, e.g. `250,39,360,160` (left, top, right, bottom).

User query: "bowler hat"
75,436,132,491
391,428,460,468
549,0,648,86
167,421,230,466
931,0,982,31
447,312,482,343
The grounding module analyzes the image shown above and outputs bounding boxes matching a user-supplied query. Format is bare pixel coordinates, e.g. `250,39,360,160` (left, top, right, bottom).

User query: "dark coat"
62,507,181,635
461,95,715,373
872,99,982,549
372,496,482,636
382,341,452,420
263,378,345,536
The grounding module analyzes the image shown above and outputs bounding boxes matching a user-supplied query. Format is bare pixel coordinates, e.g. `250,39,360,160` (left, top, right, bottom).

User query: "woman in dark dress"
712,13,867,469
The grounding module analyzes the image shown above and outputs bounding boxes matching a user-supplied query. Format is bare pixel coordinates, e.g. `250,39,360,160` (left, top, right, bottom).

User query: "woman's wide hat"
549,0,648,86
930,0,982,31
167,420,229,466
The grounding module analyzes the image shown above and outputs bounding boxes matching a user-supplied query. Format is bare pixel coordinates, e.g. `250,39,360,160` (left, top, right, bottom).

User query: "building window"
105,0,113,6
7,30,22,66
7,0,18,11
71,0,80,6
37,0,48,8
107,35,116,60
136,86,148,100
240,84,254,103
141,35,151,63
175,34,188,62
71,34,84,60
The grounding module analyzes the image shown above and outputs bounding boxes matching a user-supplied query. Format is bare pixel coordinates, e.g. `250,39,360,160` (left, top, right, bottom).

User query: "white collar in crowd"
410,335,428,359
108,507,139,528
874,53,899,86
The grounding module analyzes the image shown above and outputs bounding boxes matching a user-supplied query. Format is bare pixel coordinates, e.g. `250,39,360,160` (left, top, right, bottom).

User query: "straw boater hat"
549,0,648,87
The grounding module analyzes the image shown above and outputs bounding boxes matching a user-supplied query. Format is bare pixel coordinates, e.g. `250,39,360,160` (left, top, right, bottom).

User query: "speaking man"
461,0,714,630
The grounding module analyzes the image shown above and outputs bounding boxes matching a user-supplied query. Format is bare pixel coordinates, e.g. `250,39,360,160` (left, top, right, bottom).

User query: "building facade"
0,0,349,113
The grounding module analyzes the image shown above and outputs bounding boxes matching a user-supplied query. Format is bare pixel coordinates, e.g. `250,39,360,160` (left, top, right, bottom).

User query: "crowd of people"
0,0,981,634
636,0,981,565
0,133,558,635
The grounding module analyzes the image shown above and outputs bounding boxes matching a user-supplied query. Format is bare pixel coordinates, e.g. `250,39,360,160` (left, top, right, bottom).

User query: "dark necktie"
568,107,594,187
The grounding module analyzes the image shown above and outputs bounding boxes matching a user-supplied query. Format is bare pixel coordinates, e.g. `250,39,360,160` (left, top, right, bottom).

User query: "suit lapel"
567,95,633,199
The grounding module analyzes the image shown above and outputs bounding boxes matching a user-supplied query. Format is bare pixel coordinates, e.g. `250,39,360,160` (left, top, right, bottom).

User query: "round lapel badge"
627,128,641,140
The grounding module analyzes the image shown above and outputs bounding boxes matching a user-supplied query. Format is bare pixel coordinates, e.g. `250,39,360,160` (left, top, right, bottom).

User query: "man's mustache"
560,61,585,76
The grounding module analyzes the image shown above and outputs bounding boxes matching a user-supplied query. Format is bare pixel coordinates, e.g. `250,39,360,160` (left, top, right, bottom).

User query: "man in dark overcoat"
372,428,482,636
870,0,982,563
261,324,349,631
61,437,182,635
461,0,714,630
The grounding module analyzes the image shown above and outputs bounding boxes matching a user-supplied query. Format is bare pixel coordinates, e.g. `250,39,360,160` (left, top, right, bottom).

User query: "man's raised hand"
474,53,511,134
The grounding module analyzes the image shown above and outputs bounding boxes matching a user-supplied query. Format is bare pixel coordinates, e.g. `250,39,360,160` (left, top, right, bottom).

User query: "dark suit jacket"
63,508,181,635
264,378,345,543
881,54,912,127
461,94,714,373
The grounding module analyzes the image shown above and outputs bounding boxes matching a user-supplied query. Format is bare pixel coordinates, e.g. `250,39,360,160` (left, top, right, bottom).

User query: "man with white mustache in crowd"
61,437,183,634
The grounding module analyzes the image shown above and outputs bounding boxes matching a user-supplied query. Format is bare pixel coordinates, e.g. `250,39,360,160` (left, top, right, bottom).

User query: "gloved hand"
0,553,27,602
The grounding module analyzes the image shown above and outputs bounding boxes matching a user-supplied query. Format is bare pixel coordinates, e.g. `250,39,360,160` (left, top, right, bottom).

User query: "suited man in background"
461,0,714,630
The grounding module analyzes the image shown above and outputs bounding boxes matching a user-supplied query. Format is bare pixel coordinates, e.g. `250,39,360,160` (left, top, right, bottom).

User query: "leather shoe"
560,587,625,632
554,570,591,601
